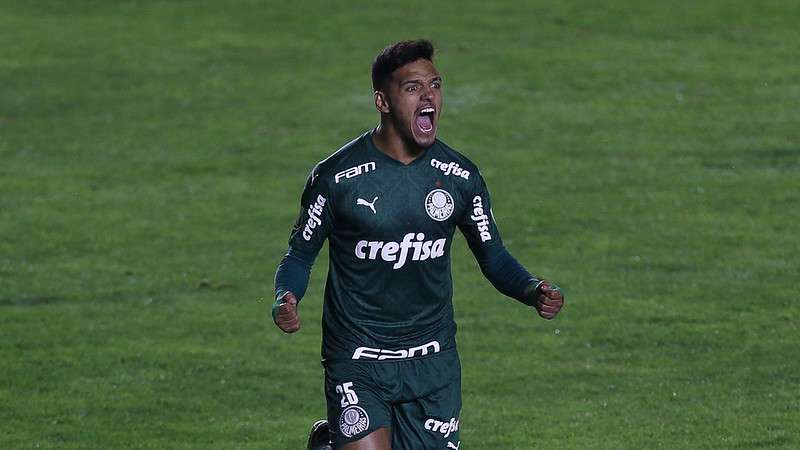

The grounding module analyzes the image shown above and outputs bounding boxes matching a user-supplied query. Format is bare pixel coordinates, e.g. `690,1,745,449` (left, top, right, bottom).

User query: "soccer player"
273,40,564,450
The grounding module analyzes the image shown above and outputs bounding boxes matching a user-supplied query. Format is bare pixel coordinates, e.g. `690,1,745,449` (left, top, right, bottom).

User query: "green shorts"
323,349,462,449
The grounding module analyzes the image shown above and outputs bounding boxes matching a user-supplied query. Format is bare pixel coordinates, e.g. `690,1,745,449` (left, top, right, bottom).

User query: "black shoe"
306,419,333,450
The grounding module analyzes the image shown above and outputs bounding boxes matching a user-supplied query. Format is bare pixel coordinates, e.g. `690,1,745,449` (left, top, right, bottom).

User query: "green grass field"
2,1,799,448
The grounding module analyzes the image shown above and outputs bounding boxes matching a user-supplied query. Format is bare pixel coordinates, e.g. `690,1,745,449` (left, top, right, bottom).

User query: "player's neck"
372,123,425,165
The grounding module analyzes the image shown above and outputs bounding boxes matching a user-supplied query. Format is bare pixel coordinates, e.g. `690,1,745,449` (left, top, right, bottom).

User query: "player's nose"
420,85,434,101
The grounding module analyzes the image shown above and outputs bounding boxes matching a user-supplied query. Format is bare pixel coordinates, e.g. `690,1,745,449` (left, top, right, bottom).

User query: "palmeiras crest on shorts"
425,189,454,221
339,405,370,437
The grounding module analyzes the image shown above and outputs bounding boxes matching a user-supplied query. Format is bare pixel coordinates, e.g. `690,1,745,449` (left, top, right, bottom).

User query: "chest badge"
425,189,454,221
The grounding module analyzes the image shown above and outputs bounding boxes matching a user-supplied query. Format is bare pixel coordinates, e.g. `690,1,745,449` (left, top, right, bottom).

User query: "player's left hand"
534,281,564,320
272,291,301,333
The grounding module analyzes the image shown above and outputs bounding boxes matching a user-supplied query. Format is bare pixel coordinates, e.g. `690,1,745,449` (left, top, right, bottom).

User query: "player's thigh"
325,361,392,447
392,359,462,449
339,427,391,450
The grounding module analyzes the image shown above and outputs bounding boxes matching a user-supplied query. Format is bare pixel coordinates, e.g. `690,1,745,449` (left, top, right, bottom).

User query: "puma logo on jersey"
471,195,492,242
424,416,460,439
431,158,470,180
352,340,440,360
335,161,376,184
302,194,327,241
355,233,446,269
447,441,461,450
356,196,378,214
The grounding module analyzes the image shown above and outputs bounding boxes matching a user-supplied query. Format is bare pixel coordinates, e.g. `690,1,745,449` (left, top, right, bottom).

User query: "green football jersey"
289,130,504,362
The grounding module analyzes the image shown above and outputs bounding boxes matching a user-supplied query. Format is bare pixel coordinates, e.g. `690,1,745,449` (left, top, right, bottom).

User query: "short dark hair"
371,39,435,91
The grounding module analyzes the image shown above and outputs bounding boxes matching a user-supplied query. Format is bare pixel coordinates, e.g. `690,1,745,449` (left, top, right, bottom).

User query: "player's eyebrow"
399,76,442,87
399,79,423,87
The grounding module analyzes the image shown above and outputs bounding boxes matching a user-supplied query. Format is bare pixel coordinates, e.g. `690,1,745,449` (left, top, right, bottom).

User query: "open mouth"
415,106,435,134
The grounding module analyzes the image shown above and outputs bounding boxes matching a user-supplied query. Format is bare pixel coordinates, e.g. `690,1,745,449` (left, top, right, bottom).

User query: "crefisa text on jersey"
471,196,492,242
355,232,446,269
302,194,327,241
430,158,470,180
335,161,376,184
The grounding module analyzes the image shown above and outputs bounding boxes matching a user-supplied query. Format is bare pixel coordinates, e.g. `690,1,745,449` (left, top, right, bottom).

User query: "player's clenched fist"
273,292,300,333
534,281,564,320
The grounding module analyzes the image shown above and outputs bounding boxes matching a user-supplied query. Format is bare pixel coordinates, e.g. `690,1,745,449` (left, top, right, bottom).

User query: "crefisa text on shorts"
424,416,459,439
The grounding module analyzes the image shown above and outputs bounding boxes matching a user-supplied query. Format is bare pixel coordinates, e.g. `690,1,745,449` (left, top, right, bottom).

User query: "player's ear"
374,90,390,114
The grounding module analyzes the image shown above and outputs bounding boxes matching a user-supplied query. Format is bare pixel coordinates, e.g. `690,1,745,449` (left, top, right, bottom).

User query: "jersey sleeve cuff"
522,279,545,306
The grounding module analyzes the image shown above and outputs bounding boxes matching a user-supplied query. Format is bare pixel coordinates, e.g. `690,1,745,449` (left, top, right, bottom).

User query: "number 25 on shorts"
335,382,359,407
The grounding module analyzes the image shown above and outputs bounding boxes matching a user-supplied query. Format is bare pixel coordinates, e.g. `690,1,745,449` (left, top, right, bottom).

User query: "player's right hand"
273,292,300,333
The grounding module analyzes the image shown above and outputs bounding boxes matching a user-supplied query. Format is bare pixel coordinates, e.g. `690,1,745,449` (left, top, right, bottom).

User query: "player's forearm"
477,245,541,305
274,246,315,302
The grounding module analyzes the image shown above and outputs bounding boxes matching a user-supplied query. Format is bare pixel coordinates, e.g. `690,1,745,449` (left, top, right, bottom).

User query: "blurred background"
1,1,798,448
